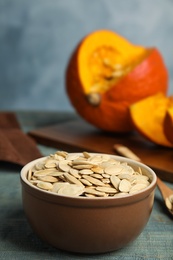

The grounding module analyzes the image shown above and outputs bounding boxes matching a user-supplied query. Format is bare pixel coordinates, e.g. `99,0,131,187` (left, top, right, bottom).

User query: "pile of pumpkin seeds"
27,151,151,198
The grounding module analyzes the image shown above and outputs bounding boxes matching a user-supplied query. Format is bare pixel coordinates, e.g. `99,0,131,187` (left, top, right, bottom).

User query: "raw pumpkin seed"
110,175,120,189
79,169,93,175
37,181,53,191
80,178,93,186
64,172,84,186
37,175,58,183
96,186,118,194
52,182,69,193
57,184,85,197
105,165,123,175
165,194,173,212
119,179,131,193
58,161,71,172
165,197,172,210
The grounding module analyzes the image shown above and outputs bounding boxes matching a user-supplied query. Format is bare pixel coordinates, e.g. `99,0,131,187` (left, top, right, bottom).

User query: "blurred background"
0,0,173,111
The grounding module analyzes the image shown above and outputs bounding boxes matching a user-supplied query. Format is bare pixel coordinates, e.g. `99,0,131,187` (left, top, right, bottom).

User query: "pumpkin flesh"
130,93,173,147
78,30,150,96
163,106,173,144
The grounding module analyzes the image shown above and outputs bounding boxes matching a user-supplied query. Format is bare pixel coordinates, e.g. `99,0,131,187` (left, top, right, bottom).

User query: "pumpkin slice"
163,106,173,144
66,30,168,132
129,93,173,147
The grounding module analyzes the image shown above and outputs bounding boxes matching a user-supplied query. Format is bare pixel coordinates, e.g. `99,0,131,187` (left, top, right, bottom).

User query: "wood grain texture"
29,119,173,182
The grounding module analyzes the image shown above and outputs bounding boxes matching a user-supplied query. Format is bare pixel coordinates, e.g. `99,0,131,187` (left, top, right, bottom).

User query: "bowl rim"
20,153,157,207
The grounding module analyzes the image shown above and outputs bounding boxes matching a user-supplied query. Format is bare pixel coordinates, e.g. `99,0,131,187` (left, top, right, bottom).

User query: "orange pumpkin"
66,30,168,132
163,106,173,144
130,93,173,147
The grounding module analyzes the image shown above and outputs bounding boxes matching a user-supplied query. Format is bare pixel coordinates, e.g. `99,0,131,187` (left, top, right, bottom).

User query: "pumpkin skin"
163,106,173,144
66,30,168,132
129,93,173,147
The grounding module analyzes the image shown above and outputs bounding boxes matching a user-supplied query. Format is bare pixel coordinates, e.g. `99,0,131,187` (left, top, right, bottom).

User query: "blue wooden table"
0,111,173,260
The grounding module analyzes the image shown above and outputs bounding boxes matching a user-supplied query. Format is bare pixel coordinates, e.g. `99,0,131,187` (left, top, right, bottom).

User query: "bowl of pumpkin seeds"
20,151,157,254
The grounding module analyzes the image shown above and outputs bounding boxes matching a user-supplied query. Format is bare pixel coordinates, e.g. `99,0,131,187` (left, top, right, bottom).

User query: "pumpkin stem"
86,93,101,106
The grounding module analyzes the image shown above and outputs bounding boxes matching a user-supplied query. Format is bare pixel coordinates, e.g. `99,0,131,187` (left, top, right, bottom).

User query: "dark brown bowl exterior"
20,154,157,254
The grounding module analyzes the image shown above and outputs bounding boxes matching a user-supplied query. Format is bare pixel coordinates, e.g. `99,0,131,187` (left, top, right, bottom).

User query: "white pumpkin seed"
64,172,84,186
129,183,148,194
119,179,131,193
101,178,110,184
169,194,173,203
105,165,123,175
69,168,81,179
58,161,71,172
33,169,56,177
37,181,53,190
57,184,85,197
102,173,110,178
52,182,69,193
27,168,32,181
165,197,172,210
47,171,64,177
73,164,93,169
96,186,118,194
83,151,91,159
45,162,57,168
56,151,68,158
37,175,58,183
72,159,94,166
118,173,133,180
90,173,103,179
91,166,104,174
66,154,80,161
80,178,93,186
35,162,45,170
114,192,128,197
79,169,93,175
110,175,120,189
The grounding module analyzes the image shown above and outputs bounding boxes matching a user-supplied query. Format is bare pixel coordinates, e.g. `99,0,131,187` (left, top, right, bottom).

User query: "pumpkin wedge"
163,106,173,144
66,30,168,132
130,93,173,147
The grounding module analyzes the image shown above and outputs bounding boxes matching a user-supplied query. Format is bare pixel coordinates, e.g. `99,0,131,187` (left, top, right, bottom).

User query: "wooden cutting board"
29,119,173,182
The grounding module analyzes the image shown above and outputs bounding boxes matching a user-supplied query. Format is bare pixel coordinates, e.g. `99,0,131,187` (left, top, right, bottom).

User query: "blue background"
0,0,173,111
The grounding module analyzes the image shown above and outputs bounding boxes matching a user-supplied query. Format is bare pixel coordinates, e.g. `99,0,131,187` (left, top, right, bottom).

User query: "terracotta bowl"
20,153,157,254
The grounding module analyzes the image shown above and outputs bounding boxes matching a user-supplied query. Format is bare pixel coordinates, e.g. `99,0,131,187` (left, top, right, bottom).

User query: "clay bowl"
20,153,157,254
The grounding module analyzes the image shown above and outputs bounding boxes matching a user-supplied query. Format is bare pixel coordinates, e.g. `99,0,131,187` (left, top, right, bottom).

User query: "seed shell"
37,181,53,190
96,186,118,194
57,184,85,197
119,179,131,193
64,173,84,186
